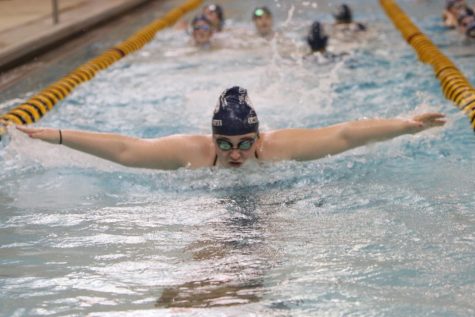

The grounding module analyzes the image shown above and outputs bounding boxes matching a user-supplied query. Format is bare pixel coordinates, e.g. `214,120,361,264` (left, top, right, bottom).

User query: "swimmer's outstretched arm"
264,113,446,161
15,126,210,170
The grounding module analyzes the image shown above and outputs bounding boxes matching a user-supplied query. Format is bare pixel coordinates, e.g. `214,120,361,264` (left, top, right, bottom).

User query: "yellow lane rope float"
380,0,475,131
0,0,203,131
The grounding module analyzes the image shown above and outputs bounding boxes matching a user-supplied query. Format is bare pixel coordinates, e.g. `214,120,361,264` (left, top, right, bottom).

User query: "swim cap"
212,87,259,136
307,21,328,52
334,4,353,23
253,7,272,19
191,15,212,28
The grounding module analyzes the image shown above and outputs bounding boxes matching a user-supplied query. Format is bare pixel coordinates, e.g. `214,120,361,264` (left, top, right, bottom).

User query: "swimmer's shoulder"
150,134,214,168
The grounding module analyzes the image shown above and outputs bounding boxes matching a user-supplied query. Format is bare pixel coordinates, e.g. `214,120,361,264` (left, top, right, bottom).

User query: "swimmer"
190,15,214,48
252,7,274,39
332,4,367,33
203,4,225,32
305,21,346,62
14,86,445,170
457,11,475,37
443,0,474,28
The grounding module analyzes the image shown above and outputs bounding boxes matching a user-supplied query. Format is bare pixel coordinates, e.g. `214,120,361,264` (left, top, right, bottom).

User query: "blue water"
1,0,474,316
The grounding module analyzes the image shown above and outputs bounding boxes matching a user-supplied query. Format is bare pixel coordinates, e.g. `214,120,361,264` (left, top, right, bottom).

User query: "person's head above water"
212,86,260,168
307,21,328,53
191,15,213,46
252,7,274,37
212,86,259,136
334,4,353,24
203,4,225,32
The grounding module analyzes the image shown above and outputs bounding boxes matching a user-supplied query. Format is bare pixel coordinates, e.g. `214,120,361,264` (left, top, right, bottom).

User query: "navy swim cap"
307,21,328,52
212,87,259,136
334,4,353,23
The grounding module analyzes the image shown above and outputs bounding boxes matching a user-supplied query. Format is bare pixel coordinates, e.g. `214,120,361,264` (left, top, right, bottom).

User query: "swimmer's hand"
16,126,61,144
407,112,446,133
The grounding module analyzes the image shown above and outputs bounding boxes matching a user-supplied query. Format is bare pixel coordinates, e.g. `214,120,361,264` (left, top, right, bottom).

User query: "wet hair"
252,7,272,20
307,21,328,52
334,4,353,23
204,4,225,30
212,87,259,136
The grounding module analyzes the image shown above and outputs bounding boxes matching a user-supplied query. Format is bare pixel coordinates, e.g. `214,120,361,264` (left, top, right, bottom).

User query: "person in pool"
457,11,475,38
332,4,367,33
202,4,225,32
305,21,347,62
13,86,446,170
443,0,474,29
190,15,214,48
252,7,274,39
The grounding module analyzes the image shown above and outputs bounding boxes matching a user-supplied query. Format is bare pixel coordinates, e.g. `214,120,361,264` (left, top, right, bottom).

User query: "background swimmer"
332,4,367,33
305,21,347,63
203,4,225,32
13,86,446,170
252,7,274,39
191,15,214,48
443,0,474,28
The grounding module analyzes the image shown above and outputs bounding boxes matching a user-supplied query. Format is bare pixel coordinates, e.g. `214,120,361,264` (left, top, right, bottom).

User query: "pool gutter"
0,0,153,73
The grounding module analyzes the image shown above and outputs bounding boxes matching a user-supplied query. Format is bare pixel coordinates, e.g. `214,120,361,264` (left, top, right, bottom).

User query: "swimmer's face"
213,133,259,168
192,20,213,46
254,15,273,37
203,7,221,30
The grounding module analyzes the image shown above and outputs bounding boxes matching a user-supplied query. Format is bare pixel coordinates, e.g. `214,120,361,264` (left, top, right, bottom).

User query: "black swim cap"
307,21,328,52
212,87,259,136
334,4,353,23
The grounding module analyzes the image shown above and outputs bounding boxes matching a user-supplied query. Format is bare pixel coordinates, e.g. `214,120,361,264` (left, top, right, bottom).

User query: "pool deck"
0,0,153,72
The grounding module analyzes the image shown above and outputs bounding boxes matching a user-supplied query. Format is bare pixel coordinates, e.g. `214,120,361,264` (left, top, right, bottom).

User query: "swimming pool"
1,0,474,316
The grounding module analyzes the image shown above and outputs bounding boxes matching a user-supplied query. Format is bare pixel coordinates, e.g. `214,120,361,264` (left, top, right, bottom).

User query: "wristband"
59,129,63,145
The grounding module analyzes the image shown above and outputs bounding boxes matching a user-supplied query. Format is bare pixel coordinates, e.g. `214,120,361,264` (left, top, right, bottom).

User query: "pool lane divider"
380,0,475,131
0,0,203,133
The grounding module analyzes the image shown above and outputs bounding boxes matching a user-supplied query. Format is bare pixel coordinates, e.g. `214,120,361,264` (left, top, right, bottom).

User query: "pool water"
1,0,474,316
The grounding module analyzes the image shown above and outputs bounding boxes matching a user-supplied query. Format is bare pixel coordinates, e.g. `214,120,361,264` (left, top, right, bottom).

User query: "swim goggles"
193,24,211,31
216,137,256,151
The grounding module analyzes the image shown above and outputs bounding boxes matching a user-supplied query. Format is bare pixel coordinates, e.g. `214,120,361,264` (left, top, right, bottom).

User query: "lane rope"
380,0,475,131
0,0,203,132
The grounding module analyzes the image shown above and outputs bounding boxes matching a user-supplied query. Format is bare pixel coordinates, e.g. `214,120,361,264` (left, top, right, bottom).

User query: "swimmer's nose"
229,149,241,160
